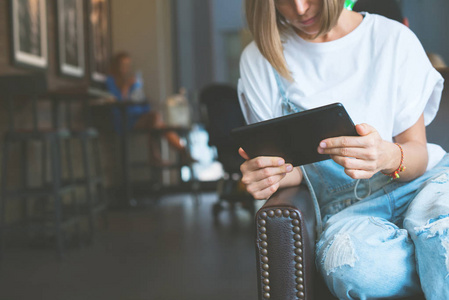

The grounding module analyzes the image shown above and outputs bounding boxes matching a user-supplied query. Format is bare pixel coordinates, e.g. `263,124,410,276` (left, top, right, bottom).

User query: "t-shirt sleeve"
393,29,444,137
237,42,279,125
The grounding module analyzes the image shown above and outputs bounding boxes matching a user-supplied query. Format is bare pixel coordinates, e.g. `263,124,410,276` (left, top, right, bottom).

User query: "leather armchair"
254,185,426,300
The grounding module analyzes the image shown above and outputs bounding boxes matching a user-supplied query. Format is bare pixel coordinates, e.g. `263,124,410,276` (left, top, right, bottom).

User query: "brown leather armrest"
255,185,316,300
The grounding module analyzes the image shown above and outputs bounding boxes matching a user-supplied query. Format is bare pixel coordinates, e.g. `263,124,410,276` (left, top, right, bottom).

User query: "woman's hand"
317,123,398,179
239,148,294,200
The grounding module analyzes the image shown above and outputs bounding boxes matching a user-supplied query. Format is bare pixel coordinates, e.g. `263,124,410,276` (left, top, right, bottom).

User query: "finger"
242,165,292,184
251,182,281,200
356,123,376,136
344,168,375,180
239,147,250,160
247,156,285,170
319,135,368,150
319,146,376,160
247,174,286,195
331,155,377,172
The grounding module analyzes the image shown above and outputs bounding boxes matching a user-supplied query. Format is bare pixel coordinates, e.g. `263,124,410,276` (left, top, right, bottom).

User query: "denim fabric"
274,70,449,299
315,155,449,300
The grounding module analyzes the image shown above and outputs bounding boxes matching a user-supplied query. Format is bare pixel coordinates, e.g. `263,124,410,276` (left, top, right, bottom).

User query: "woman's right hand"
239,148,294,200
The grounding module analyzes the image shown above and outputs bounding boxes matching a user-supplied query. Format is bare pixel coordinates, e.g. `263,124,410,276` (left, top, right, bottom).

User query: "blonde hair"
245,0,345,81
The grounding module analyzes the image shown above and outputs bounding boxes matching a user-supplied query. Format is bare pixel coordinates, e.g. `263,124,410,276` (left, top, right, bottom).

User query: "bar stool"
44,90,107,242
0,74,80,258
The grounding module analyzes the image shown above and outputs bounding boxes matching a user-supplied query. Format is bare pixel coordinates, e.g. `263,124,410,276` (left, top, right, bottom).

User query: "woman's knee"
404,171,449,235
318,216,410,257
317,217,419,299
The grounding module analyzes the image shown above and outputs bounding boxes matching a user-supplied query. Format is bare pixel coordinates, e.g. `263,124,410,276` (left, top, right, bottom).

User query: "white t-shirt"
238,12,445,170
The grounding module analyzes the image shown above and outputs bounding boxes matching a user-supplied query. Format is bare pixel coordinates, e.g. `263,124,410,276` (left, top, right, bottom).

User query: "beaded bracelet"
381,143,406,180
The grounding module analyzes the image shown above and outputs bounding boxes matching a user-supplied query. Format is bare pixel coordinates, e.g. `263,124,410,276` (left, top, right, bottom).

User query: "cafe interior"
0,0,448,299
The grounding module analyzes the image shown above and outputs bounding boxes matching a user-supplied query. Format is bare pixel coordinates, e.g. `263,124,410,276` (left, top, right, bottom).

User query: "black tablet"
231,103,358,166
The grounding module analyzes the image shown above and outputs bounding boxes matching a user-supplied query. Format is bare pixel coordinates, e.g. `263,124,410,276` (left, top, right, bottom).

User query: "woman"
238,0,448,299
106,52,192,164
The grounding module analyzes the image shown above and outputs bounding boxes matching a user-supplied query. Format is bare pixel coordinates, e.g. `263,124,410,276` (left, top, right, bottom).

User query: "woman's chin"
293,27,320,39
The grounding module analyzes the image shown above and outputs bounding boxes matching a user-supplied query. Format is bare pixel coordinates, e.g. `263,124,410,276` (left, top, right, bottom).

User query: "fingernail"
286,164,293,172
320,142,327,148
318,147,323,154
278,159,284,166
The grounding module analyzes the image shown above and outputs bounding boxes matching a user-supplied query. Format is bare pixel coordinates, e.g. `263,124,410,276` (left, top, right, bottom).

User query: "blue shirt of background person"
106,52,151,133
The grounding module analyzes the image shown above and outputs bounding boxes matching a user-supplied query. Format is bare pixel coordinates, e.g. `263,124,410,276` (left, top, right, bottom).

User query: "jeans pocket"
321,198,360,222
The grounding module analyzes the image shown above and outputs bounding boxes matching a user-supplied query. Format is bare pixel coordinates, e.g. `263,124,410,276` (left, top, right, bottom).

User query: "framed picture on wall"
56,0,85,77
88,0,111,83
10,0,48,69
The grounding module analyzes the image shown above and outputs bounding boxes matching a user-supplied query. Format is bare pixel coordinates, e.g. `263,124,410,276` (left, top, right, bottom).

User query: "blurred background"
0,0,448,299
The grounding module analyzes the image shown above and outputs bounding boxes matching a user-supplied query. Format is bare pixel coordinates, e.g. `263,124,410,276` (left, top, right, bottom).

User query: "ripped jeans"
314,154,449,300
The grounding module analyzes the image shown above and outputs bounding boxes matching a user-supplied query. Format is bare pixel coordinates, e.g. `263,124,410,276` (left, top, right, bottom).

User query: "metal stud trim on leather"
257,209,305,300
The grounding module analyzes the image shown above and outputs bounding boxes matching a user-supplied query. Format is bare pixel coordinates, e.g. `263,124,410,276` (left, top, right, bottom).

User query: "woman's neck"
299,9,363,43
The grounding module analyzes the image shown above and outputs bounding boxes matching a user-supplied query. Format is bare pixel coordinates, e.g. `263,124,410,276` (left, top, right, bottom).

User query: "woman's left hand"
317,123,394,179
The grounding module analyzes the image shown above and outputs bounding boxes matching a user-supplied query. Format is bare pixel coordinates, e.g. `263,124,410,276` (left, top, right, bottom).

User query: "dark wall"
0,0,90,90
402,0,449,65
173,0,213,93
427,71,449,152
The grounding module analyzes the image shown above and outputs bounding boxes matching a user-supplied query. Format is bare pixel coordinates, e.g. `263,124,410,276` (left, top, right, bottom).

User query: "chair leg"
150,136,164,196
184,134,200,205
93,137,103,180
64,138,81,246
188,164,200,206
93,137,108,229
81,136,95,242
50,137,64,258
41,139,47,182
65,139,81,247
0,141,10,259
20,141,31,242
34,139,48,229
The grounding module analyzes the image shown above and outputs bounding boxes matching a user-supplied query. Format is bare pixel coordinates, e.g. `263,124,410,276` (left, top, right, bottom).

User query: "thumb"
239,147,250,160
356,123,375,136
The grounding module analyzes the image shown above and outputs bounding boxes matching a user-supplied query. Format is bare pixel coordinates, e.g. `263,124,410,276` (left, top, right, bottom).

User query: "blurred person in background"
106,52,193,164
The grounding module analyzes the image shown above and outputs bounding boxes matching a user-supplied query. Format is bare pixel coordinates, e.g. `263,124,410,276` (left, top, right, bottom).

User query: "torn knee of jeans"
431,172,449,184
415,215,449,278
415,214,449,239
323,233,358,275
